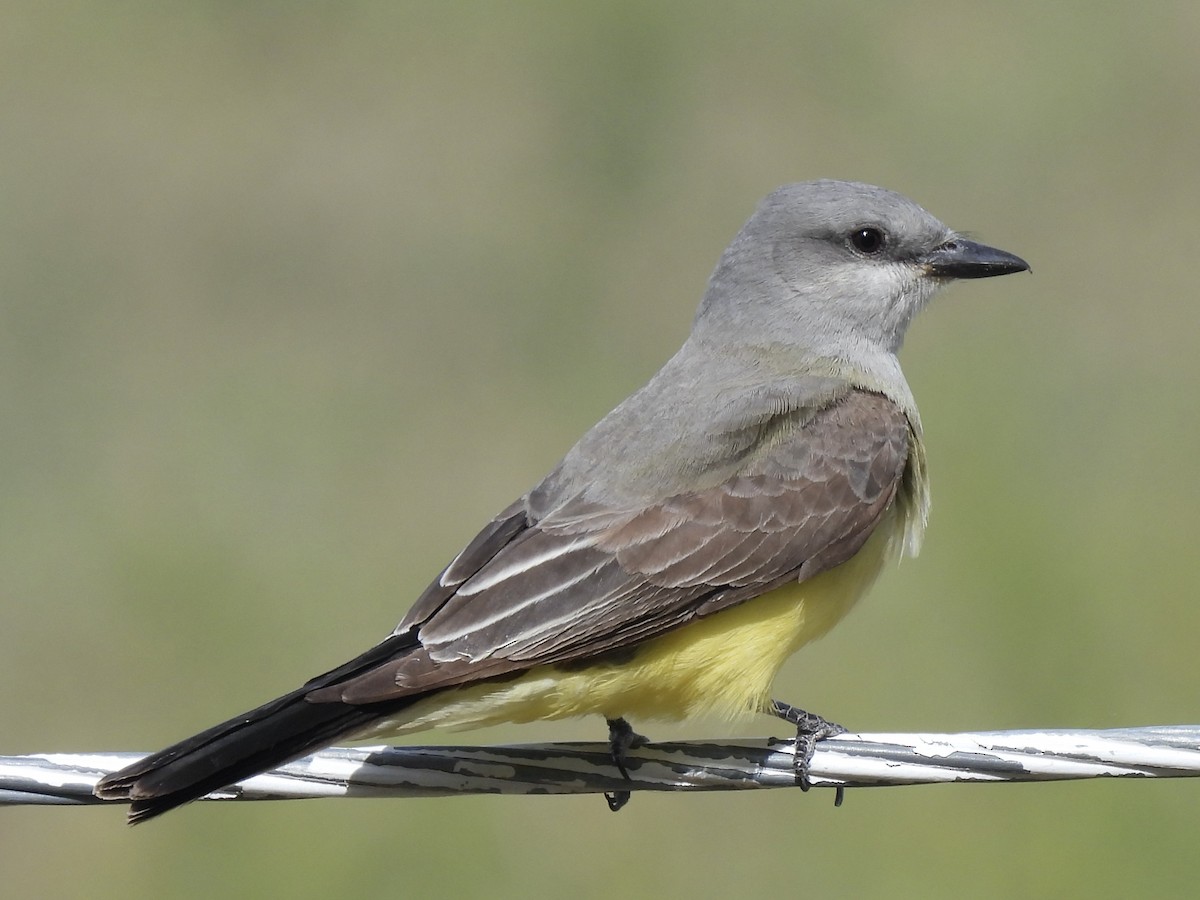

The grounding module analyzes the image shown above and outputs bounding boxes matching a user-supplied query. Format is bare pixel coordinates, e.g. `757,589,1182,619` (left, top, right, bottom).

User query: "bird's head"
694,180,1029,359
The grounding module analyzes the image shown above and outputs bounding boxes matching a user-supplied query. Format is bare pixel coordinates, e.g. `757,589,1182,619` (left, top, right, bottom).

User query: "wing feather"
324,390,911,703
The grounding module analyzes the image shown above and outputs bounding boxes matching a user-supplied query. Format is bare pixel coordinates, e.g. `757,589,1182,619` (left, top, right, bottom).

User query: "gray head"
692,180,1028,358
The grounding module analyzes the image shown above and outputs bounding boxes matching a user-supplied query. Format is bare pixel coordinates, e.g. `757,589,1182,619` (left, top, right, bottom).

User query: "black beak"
923,237,1030,279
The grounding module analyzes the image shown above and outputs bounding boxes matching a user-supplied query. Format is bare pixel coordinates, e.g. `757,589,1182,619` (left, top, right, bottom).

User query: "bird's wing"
317,389,911,703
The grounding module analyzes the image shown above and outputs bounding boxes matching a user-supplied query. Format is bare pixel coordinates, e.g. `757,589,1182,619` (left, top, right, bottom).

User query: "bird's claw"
604,716,648,812
769,699,847,807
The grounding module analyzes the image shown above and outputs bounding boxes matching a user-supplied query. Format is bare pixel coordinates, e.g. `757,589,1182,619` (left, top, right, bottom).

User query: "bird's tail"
95,633,421,824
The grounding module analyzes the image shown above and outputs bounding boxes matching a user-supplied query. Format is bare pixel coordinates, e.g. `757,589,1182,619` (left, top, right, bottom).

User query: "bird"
95,180,1029,823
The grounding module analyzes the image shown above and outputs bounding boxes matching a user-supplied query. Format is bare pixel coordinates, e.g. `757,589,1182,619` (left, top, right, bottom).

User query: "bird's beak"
922,237,1030,279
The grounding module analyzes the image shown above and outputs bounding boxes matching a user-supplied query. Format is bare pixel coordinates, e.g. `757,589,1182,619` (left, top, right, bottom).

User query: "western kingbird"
96,180,1028,822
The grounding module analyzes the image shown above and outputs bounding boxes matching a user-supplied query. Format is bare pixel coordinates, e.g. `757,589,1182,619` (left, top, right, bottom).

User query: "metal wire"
3,725,1198,809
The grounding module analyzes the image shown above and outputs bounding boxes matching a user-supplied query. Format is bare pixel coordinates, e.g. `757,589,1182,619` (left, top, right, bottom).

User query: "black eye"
849,226,886,255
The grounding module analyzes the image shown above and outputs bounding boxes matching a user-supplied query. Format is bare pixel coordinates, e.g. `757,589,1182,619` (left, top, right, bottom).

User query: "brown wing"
321,390,911,704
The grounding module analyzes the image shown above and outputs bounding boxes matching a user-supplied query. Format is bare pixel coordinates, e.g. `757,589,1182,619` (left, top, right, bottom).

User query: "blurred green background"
3,2,1200,897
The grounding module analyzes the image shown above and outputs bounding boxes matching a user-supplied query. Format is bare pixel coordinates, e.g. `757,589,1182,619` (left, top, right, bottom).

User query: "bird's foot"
769,699,846,807
604,716,648,812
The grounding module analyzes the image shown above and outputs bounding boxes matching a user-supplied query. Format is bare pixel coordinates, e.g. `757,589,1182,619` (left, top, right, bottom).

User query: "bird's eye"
848,227,886,255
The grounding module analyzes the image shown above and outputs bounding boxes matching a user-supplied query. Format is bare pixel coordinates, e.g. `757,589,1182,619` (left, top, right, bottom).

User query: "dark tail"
95,633,421,824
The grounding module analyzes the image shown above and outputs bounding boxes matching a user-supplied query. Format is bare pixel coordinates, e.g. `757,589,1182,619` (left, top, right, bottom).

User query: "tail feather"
96,633,421,824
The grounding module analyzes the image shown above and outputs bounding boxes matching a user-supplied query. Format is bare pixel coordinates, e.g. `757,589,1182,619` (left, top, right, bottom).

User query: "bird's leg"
769,699,846,807
604,716,648,812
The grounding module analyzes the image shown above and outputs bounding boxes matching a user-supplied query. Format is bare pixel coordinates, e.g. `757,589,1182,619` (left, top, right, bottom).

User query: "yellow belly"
375,508,902,736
